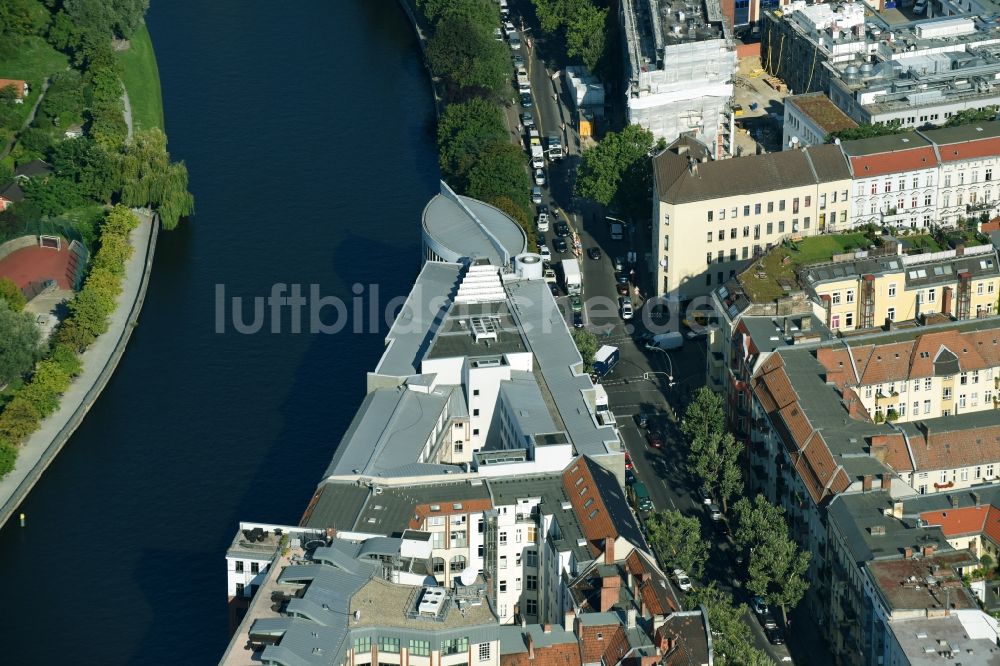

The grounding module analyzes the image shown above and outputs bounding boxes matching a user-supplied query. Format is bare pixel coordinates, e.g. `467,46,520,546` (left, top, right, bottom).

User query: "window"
705,273,712,286
845,312,854,328
779,199,786,211
865,386,873,398
960,373,968,386
831,314,841,329
767,201,774,213
987,168,993,181
744,205,750,216
356,637,373,653
959,394,967,408
743,225,749,238
888,283,896,298
235,561,244,573
450,555,467,571
499,531,507,545
924,194,932,207
778,220,785,233
707,252,712,265
250,562,259,575
973,370,980,383
976,466,983,479
707,232,713,244
499,580,507,592
473,428,479,436
913,176,919,189
899,402,906,417
913,401,919,414
870,182,878,195
410,641,430,657
719,209,726,220
742,246,749,260
473,409,479,416
479,644,491,662
940,471,948,484
379,638,400,654
527,526,536,543
527,574,537,590
989,465,996,478
525,549,538,567
972,392,979,407
718,229,725,241
846,289,855,304
943,387,952,400
884,181,891,193
730,227,737,239
432,557,445,573
924,400,932,414
707,211,713,222
754,224,760,240
499,555,507,569
832,292,841,305
755,203,761,214
887,307,895,321
473,389,479,396
515,577,521,591
766,222,773,234
235,582,245,596
979,282,985,296
526,599,538,615
924,378,932,390
443,638,469,656
793,198,800,214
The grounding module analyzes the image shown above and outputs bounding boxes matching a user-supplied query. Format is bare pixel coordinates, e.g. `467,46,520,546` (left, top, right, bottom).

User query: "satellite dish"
460,566,478,586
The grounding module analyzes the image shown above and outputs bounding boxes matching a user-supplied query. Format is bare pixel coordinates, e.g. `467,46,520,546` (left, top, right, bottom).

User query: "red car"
646,431,664,448
625,452,634,470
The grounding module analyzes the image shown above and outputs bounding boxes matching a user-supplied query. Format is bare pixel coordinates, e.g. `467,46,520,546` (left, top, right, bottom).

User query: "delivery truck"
562,258,582,295
593,345,619,377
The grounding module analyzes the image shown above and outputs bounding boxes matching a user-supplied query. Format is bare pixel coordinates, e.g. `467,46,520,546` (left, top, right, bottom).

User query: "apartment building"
620,0,736,155
782,92,858,149
652,138,852,301
801,245,1000,332
928,123,1000,227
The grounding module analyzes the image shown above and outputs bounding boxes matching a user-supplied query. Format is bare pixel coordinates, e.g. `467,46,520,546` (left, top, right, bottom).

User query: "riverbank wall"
394,0,444,118
0,209,159,529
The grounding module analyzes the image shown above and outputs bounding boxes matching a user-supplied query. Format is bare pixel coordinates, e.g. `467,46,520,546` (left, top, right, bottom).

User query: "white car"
620,299,633,320
539,245,551,260
493,27,504,41
534,169,546,186
537,212,550,232
673,569,693,592
504,21,516,35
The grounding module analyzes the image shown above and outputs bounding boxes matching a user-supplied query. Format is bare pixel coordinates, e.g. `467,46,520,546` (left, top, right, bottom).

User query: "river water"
0,1,438,662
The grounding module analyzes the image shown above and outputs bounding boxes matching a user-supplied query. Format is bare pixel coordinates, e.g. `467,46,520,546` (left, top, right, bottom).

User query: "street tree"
0,300,41,387
436,99,508,188
645,509,709,577
571,328,598,371
685,583,772,666
575,124,654,219
465,141,532,211
687,431,742,512
733,494,811,624
680,386,725,449
566,4,607,74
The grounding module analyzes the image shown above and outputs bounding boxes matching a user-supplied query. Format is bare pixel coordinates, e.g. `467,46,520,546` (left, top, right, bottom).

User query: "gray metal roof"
498,624,579,655
827,491,951,565
425,299,528,360
504,279,620,458
499,370,561,447
323,384,460,480
839,131,934,157
801,247,1000,290
918,121,1000,146
374,261,463,378
740,313,831,353
422,182,526,266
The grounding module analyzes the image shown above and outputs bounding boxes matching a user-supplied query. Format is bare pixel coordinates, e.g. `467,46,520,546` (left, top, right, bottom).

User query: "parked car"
504,20,516,34
555,221,570,237
573,312,584,329
587,247,601,260
708,503,722,521
620,298,633,320
554,237,569,253
537,212,549,232
493,27,504,41
570,296,583,313
535,234,546,250
625,452,634,470
520,92,533,108
539,245,551,260
513,54,525,68
751,596,769,616
521,111,534,128
531,186,542,204
509,34,522,49
549,282,560,297
645,430,663,448
537,204,549,216
672,569,693,592
700,489,714,505
636,413,649,429
765,626,785,645
534,169,546,186
614,256,624,271
615,271,629,285
616,282,630,297
760,612,779,631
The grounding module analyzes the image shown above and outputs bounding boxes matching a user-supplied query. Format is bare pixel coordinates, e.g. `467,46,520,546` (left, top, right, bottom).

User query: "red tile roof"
937,137,1000,163
849,147,937,178
500,635,581,666
919,506,989,537
562,459,617,553
578,624,629,665
0,79,25,98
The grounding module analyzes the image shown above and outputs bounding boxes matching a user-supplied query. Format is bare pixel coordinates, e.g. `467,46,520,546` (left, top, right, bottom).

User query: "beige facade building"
652,139,853,301
801,245,1000,333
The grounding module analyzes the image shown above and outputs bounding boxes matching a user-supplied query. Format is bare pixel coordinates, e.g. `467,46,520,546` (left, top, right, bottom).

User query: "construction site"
620,0,738,157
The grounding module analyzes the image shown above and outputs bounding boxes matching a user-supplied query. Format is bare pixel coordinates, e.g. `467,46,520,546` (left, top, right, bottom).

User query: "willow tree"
117,128,194,230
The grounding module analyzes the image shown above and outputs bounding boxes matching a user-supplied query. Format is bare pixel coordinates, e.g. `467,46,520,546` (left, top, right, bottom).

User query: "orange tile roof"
984,506,1000,546
410,498,493,529
0,79,25,98
501,636,581,666
579,624,628,665
562,458,617,553
937,137,1000,162
624,550,676,616
849,147,937,178
908,424,1000,472
871,433,914,472
919,506,989,537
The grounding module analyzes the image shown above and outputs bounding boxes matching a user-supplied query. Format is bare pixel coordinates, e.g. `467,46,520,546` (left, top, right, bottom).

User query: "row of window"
861,174,935,196
354,637,488,659
497,574,538,592
233,560,260,575
879,389,996,417
705,192,846,222
864,371,996,399
915,463,997,494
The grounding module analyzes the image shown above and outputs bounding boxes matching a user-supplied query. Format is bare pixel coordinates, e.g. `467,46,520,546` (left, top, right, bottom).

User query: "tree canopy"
0,299,41,387
426,13,509,100
687,431,742,513
0,277,27,311
530,0,611,76
437,99,508,188
575,124,655,221
62,0,149,39
681,386,725,448
685,584,772,666
826,123,905,142
572,328,598,371
646,509,709,577
117,128,194,229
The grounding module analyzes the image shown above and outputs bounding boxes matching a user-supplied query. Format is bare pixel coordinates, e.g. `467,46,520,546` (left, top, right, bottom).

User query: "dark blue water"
0,2,437,662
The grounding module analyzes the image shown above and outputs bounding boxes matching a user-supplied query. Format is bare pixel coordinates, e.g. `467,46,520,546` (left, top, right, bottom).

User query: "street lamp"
643,371,675,387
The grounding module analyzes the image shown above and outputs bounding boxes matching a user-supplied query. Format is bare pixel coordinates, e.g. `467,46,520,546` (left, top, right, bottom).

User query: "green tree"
680,386,725,449
733,495,811,624
945,107,998,128
63,0,148,38
686,584,772,666
0,439,17,478
117,129,194,229
687,431,742,513
489,195,535,249
437,98,508,187
575,124,654,220
566,4,607,74
827,122,904,142
572,328,598,371
0,300,41,387
50,343,82,378
0,0,50,38
646,509,709,577
0,395,41,444
0,277,27,311
426,14,509,99
465,141,532,209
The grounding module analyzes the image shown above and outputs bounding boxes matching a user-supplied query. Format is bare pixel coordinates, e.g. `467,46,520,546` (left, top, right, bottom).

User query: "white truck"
530,139,545,169
562,258,582,295
547,133,563,160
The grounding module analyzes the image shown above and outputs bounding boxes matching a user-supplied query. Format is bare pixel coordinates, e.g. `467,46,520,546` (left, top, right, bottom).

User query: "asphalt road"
501,3,801,662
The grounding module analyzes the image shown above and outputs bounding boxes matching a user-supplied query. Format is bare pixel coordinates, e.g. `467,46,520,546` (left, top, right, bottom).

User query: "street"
499,2,801,663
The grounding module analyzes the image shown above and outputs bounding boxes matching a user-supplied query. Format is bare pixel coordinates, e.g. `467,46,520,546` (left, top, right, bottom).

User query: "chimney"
956,244,965,257
543,624,552,634
879,473,889,490
949,494,959,508
893,501,904,520
942,286,953,317
527,633,535,659
863,474,873,492
640,598,649,618
600,570,621,612
688,157,699,176
564,608,575,632
656,632,668,653
784,318,793,337
627,607,637,629
904,546,914,558
800,316,812,332
973,491,982,507
923,545,935,557
604,536,615,565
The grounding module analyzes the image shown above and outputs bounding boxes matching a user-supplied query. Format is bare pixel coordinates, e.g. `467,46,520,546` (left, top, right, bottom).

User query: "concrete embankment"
395,0,444,118
0,210,159,529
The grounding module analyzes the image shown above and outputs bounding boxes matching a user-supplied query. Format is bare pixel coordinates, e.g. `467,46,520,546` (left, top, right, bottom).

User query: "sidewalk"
0,209,158,528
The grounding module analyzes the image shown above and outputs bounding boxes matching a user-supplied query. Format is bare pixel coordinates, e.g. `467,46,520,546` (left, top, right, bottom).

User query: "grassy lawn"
116,25,164,132
902,234,942,253
0,35,68,143
739,233,870,302
46,204,109,248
